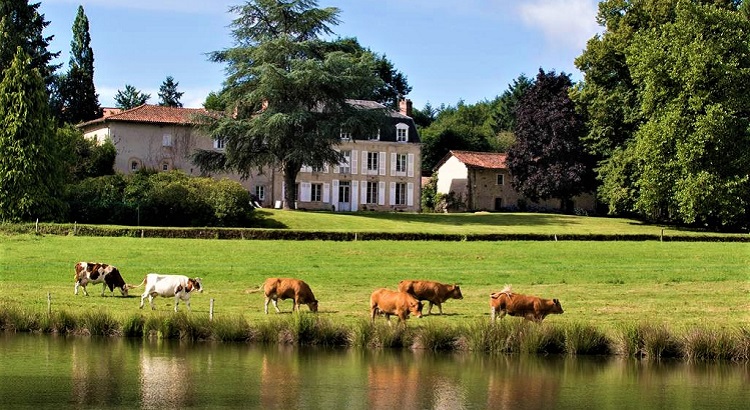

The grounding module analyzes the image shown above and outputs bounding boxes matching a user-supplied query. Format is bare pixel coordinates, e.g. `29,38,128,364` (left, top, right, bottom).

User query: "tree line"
0,0,747,231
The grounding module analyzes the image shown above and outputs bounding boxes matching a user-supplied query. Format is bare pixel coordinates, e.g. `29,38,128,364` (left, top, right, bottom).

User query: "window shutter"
378,181,385,205
323,183,330,203
389,182,396,206
407,153,414,178
351,150,358,175
361,180,368,204
332,180,339,206
407,183,414,207
378,152,386,176
390,153,397,176
301,182,311,202
361,151,367,174
351,181,359,211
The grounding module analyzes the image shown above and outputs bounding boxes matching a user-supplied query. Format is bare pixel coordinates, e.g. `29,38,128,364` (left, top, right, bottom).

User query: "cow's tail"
244,284,264,294
490,284,513,299
126,276,147,290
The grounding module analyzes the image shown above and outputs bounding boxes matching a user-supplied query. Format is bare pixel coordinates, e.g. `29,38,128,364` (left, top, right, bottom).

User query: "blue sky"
39,0,601,110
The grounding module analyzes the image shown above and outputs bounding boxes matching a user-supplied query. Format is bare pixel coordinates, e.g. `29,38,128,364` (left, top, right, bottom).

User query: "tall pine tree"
0,48,65,221
0,0,59,88
158,75,183,107
58,5,101,124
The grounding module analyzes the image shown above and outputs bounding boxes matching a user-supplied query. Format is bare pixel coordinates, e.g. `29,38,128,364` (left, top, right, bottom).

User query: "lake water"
0,333,747,409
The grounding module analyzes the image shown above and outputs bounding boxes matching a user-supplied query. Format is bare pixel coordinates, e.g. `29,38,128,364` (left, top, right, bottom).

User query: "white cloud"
517,0,600,51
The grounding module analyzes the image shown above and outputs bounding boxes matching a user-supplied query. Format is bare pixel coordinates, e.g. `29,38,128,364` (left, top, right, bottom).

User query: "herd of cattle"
73,262,564,323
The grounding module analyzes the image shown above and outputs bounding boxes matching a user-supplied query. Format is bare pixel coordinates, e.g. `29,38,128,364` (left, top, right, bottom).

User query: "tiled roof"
447,150,508,169
79,104,211,127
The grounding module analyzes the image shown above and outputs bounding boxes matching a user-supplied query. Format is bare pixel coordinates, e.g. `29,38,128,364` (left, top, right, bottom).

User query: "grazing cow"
398,280,463,315
263,278,318,314
134,273,203,312
74,262,129,297
489,285,563,323
370,288,423,324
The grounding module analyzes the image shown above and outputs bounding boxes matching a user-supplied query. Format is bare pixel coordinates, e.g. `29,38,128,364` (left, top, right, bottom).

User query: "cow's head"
409,300,424,319
451,284,464,300
189,278,203,293
309,299,319,313
551,299,563,314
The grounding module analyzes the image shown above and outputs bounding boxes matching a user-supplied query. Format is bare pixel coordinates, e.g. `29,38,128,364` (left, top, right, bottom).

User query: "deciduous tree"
507,69,594,211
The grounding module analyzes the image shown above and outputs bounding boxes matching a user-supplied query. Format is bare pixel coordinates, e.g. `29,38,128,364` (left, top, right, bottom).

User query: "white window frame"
340,129,352,141
311,183,323,202
395,123,409,142
255,186,266,201
367,152,378,173
366,181,378,205
213,137,226,150
497,174,505,185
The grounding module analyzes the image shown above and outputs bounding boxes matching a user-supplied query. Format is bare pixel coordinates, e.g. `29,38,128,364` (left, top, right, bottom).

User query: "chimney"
399,98,413,117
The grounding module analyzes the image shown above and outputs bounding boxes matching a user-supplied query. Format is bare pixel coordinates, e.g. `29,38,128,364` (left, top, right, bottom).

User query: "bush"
64,170,254,227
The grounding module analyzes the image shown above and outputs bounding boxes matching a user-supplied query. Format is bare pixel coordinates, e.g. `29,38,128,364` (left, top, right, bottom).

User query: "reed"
563,322,611,355
414,321,462,351
1,305,748,362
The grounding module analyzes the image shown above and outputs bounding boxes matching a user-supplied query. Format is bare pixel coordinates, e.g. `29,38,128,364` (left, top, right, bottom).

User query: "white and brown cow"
74,262,129,297
135,273,203,312
370,288,423,324
262,278,318,314
398,280,463,315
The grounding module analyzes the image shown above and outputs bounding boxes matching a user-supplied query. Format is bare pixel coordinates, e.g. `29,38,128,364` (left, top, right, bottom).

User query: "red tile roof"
79,104,213,127
447,150,508,169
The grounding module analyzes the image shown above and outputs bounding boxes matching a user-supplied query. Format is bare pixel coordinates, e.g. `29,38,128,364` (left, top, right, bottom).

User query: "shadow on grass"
350,211,575,228
249,210,289,229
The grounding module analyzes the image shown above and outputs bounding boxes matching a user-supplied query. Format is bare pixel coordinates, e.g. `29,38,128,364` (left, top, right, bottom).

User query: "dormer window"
368,129,380,141
395,123,409,142
340,129,352,141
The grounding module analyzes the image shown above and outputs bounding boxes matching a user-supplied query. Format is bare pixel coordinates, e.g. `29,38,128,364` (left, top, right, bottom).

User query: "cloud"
517,0,600,51
42,0,234,14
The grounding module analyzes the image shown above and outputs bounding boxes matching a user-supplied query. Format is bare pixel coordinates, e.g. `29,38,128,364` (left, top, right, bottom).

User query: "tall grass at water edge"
1,305,748,362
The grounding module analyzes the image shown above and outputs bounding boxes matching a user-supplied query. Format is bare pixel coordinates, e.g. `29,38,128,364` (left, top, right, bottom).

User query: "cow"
397,280,463,315
262,278,318,314
370,288,423,324
134,273,203,312
489,285,563,323
74,262,129,297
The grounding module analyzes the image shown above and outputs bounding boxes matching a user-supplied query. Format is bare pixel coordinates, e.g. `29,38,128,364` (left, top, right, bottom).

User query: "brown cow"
370,288,423,324
398,280,463,315
489,285,563,322
74,262,129,297
263,278,318,314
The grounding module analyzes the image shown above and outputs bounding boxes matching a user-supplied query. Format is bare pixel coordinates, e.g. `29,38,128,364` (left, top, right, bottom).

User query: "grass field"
1,234,747,333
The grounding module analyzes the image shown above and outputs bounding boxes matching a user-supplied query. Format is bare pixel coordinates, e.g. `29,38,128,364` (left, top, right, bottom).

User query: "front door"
338,181,351,212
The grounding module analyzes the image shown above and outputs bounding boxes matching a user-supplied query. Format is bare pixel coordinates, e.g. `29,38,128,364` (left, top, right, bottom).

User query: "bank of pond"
0,305,747,362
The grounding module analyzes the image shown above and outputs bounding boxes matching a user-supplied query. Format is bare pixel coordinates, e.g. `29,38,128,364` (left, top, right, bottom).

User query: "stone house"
433,150,596,213
78,100,422,212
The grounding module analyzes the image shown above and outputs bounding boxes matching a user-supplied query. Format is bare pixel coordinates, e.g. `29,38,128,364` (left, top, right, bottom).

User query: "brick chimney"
398,98,413,117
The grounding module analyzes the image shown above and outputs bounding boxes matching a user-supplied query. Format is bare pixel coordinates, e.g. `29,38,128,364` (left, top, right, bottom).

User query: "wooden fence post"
210,298,215,321
47,292,51,316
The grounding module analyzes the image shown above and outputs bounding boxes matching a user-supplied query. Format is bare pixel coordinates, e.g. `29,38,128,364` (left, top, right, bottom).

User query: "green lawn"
1,234,747,331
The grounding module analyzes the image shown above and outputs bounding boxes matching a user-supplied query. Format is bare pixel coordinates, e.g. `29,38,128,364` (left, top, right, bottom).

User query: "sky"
38,0,602,110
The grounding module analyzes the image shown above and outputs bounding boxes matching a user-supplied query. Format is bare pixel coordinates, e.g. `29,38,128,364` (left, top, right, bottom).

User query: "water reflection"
0,333,748,409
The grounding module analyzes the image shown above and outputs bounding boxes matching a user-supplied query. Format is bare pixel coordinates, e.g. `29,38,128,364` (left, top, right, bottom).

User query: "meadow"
1,212,748,359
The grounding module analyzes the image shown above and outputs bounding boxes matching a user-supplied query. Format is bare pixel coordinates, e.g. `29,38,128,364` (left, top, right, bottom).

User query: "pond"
0,333,747,409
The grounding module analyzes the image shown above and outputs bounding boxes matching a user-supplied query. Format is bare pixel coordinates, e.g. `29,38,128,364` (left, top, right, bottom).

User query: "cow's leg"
370,306,377,322
490,307,496,322
149,294,156,310
140,293,147,309
436,302,443,315
174,295,180,312
271,298,280,313
264,297,271,314
427,302,434,315
74,281,80,295
185,298,191,312
101,283,107,297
